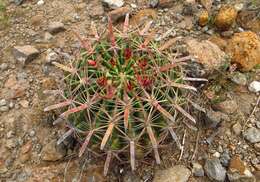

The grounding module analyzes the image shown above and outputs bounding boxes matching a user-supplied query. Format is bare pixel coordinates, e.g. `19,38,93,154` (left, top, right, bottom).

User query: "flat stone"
108,6,131,23
243,127,260,143
47,22,65,34
204,158,226,181
13,45,39,65
153,165,191,182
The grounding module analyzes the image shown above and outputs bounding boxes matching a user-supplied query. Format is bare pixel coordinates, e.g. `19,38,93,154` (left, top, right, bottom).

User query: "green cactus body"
44,15,197,175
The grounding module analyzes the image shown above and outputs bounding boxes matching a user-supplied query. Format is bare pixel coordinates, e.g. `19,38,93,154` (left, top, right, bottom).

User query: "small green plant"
0,0,8,29
44,15,197,175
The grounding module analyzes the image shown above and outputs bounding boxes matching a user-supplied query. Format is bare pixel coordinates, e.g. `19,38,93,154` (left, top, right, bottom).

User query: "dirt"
0,0,259,181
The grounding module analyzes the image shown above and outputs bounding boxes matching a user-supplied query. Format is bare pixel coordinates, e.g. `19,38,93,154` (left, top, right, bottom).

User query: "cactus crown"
44,15,197,175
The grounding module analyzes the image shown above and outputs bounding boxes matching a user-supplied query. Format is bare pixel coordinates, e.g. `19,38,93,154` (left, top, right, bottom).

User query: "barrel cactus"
44,15,197,175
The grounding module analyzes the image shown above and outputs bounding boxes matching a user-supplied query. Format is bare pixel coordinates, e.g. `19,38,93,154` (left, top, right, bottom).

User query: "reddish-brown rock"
198,10,209,26
227,31,260,71
215,5,237,30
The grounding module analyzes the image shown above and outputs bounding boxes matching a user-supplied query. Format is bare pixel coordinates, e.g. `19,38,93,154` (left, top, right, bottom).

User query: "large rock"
243,127,260,143
204,158,226,181
215,5,237,30
228,156,256,182
153,165,191,182
185,39,228,76
227,31,260,71
41,140,66,161
13,45,39,65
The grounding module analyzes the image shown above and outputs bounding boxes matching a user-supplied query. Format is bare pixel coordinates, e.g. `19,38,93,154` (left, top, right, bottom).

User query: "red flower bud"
126,81,133,91
105,85,115,99
138,59,148,69
87,60,97,66
110,58,116,67
142,77,152,87
97,77,107,87
136,74,152,87
124,48,132,60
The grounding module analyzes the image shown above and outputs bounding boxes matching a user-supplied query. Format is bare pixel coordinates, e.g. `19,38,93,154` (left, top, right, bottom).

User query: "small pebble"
234,3,244,11
130,3,137,8
251,158,259,165
192,162,204,177
213,152,221,158
37,0,44,5
0,63,8,71
232,122,242,135
256,121,260,129
29,130,36,137
0,106,9,112
248,81,260,93
6,131,15,139
0,99,7,106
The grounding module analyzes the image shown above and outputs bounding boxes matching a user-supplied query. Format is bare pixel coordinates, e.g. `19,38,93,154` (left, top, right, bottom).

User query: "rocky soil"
0,0,259,181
